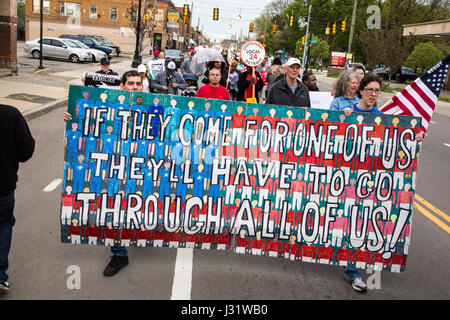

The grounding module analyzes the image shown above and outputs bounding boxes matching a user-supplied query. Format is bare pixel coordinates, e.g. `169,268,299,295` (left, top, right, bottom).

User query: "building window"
33,0,50,15
59,2,80,17
89,5,97,19
110,7,118,21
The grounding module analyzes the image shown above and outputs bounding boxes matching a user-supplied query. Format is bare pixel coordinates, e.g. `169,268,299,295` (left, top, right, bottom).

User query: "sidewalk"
0,58,139,120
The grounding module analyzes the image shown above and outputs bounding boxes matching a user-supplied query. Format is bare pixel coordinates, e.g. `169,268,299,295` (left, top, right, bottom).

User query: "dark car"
89,35,121,55
373,67,389,81
392,67,418,84
59,34,117,59
164,49,184,68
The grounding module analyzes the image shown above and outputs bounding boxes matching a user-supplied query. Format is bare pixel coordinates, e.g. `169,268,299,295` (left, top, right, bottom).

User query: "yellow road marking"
414,203,450,234
415,194,450,223
22,95,33,101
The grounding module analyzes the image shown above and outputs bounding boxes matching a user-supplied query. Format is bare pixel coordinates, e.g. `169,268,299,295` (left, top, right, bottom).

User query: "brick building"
0,0,17,71
25,0,193,54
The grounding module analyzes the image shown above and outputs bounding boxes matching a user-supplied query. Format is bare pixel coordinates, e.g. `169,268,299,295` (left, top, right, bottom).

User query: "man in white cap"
151,60,187,95
137,64,151,93
265,57,311,108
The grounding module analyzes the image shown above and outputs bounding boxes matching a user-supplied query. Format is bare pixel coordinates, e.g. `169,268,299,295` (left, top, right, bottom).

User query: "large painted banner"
61,85,422,273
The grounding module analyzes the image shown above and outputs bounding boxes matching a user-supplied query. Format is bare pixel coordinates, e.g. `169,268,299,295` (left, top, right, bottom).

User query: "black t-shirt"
95,69,118,76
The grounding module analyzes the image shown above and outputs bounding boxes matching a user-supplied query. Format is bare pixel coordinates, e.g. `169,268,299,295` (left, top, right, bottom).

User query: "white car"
64,39,107,63
24,37,92,63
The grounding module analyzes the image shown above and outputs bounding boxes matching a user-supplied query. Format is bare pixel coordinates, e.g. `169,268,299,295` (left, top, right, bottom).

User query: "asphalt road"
1,77,449,301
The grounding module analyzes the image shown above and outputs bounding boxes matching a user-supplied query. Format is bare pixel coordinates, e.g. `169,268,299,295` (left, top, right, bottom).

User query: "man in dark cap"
96,58,118,76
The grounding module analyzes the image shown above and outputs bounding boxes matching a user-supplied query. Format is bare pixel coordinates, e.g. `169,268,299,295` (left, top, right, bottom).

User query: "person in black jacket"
237,66,264,103
265,58,311,108
0,104,35,293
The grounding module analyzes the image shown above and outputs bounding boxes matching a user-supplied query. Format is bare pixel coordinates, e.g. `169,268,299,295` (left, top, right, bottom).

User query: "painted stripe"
415,194,450,223
170,248,193,300
43,178,63,192
444,143,450,148
414,203,450,234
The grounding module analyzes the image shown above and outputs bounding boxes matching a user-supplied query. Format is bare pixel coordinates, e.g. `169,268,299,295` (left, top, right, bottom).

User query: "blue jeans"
344,266,362,280
111,246,128,257
0,192,15,283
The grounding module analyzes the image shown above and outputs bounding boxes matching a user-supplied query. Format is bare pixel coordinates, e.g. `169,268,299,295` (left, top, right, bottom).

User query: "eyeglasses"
364,88,380,93
126,81,142,86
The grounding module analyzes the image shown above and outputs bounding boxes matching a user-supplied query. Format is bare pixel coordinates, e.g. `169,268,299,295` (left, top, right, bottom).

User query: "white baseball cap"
286,57,301,67
167,61,176,70
137,64,146,73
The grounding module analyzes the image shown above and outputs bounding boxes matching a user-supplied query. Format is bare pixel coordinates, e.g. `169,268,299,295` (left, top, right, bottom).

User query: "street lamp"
131,0,143,68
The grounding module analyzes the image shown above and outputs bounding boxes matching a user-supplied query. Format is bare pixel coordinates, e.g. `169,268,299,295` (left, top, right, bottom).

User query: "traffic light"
183,15,188,24
325,23,330,35
249,23,254,33
332,22,336,34
213,8,219,21
301,36,305,45
341,19,346,32
289,14,294,27
272,24,278,34
183,4,189,17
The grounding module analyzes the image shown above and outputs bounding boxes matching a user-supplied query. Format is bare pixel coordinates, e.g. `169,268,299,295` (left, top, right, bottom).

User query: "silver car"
64,39,107,63
24,37,92,63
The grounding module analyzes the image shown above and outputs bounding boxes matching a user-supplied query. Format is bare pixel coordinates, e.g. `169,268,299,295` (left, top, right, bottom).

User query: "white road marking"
43,178,63,192
444,143,450,148
170,248,193,300
430,121,437,124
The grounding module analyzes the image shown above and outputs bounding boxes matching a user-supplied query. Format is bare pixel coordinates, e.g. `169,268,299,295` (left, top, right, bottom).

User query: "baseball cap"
167,61,176,71
100,57,110,65
286,57,301,67
137,64,146,73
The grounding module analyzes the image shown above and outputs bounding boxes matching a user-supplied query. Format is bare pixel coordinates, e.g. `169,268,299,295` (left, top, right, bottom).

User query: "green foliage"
405,42,445,73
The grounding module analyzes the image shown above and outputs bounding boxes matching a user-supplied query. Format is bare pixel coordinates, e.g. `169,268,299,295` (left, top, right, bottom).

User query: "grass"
439,94,450,103
326,74,340,78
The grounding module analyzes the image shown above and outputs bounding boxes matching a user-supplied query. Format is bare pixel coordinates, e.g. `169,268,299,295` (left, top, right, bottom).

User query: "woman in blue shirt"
330,70,361,110
341,74,383,115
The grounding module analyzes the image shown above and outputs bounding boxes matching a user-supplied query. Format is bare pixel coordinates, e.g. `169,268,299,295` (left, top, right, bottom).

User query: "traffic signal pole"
301,4,312,68
347,0,358,64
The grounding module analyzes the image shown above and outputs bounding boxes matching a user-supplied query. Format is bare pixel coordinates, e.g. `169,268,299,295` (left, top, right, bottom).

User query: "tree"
309,39,330,65
125,1,154,54
405,42,445,73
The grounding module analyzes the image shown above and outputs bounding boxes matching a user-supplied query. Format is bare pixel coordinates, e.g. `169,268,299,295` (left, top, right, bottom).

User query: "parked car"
347,62,365,71
392,67,418,84
64,39,107,63
59,35,117,59
164,49,184,68
24,37,92,63
373,67,390,81
89,35,121,55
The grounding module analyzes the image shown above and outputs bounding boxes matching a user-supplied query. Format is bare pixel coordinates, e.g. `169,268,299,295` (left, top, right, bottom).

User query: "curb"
23,97,68,121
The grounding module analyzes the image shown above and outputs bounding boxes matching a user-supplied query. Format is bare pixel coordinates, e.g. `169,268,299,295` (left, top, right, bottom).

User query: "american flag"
380,55,450,132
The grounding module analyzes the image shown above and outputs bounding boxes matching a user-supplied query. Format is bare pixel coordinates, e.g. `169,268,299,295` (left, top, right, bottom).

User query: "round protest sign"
240,40,266,67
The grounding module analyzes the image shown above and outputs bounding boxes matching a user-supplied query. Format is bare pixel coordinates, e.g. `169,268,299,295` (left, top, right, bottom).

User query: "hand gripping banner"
61,85,422,273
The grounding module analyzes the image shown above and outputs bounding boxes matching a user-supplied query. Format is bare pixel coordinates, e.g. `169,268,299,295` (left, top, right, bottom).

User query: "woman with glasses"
342,74,383,115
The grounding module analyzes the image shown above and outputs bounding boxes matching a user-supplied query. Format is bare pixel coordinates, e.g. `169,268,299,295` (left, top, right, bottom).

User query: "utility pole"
38,0,44,69
301,4,311,68
132,0,143,67
347,0,358,63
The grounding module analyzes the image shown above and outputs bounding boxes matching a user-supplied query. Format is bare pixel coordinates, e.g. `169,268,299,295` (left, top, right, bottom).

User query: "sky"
171,0,274,42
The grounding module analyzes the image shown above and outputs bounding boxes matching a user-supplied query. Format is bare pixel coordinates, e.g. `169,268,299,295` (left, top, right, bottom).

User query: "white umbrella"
190,48,225,75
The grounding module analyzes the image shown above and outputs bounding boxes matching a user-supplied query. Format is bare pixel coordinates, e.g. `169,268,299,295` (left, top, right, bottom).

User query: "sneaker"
344,273,367,293
0,281,10,293
103,255,128,277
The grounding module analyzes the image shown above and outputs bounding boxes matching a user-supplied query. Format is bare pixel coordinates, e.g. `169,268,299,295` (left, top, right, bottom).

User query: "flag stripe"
406,84,435,117
394,98,429,129
415,80,438,106
400,89,431,122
